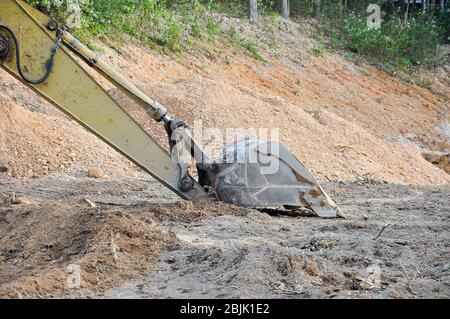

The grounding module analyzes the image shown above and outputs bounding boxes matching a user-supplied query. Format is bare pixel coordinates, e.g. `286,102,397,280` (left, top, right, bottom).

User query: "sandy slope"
1,17,449,185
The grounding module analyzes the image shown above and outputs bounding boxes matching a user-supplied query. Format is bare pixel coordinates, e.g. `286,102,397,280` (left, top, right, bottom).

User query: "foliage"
25,0,448,67
26,0,211,52
290,0,448,68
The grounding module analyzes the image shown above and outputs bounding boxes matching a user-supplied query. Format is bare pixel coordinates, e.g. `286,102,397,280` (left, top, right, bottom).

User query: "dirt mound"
89,23,450,186
134,73,449,185
0,92,75,178
0,14,449,186
0,75,133,179
0,197,248,298
105,41,450,185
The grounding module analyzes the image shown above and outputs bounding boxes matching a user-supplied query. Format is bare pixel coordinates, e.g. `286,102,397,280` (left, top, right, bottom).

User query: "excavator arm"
0,0,207,200
0,0,342,217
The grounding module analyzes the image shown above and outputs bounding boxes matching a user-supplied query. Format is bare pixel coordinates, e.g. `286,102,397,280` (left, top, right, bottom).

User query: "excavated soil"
0,176,249,298
101,183,450,299
0,177,448,299
0,14,449,299
1,19,449,184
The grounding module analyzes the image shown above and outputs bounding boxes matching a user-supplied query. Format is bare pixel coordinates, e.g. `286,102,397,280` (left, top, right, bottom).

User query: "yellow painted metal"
60,30,168,122
0,0,207,200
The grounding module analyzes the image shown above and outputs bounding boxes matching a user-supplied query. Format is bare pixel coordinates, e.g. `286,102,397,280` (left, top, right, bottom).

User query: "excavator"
0,0,341,217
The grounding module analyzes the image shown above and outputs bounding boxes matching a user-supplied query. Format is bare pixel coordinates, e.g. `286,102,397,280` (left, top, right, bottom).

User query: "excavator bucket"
202,140,342,218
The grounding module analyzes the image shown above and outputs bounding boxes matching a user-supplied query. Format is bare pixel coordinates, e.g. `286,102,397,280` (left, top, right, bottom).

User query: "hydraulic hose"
0,23,62,85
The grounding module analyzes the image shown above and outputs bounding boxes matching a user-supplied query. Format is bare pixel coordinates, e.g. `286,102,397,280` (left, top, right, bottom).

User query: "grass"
26,1,448,71
311,42,326,57
239,38,267,63
27,0,267,62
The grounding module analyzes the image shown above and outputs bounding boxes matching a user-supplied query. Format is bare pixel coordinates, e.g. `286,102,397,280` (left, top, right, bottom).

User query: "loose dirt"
101,183,450,299
0,174,250,298
1,176,448,299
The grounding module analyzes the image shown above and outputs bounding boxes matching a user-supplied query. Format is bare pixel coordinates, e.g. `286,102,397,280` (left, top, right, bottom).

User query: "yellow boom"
0,0,206,200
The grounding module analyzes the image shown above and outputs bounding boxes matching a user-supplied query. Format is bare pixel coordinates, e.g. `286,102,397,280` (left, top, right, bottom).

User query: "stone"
87,168,103,178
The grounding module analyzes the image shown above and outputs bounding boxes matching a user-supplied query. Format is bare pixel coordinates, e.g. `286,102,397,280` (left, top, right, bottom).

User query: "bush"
291,0,448,68
26,1,447,67
25,0,206,52
342,12,443,67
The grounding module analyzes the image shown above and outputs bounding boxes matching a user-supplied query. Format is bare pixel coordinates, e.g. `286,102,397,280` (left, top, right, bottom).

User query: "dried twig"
400,262,415,294
84,198,97,208
93,225,108,241
110,231,119,263
9,192,16,205
374,223,391,240
84,224,109,254
414,265,421,279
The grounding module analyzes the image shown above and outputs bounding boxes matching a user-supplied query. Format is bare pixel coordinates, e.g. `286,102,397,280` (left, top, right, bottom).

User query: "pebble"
294,284,304,294
443,264,449,272
12,197,35,205
87,168,103,178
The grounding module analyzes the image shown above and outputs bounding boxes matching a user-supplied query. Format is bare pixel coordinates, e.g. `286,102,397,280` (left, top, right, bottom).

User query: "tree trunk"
341,0,348,18
248,0,258,23
313,0,320,19
406,0,410,19
399,0,406,12
281,0,290,19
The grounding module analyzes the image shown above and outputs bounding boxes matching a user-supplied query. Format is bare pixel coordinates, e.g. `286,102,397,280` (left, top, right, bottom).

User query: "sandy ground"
101,185,450,299
0,174,449,299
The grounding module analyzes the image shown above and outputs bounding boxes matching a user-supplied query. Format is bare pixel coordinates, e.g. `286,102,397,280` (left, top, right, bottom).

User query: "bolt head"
179,176,194,192
47,20,58,31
